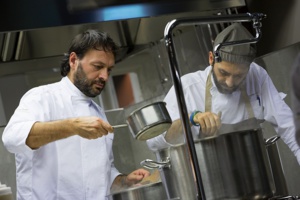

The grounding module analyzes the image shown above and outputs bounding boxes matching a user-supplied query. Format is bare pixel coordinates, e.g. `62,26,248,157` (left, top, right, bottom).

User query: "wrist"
190,111,201,126
121,175,129,187
69,118,80,136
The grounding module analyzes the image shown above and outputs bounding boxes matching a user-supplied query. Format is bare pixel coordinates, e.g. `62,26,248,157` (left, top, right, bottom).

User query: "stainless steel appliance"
141,144,198,200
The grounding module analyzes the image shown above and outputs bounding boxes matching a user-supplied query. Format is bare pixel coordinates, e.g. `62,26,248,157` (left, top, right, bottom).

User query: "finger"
141,170,151,178
98,121,113,136
208,116,219,135
94,125,107,138
198,119,206,134
131,169,150,180
127,174,141,184
207,116,218,135
216,111,222,129
203,117,212,135
133,169,150,177
202,113,220,135
101,121,114,133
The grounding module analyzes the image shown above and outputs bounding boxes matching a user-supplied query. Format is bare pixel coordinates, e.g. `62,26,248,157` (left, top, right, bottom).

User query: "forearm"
26,119,76,149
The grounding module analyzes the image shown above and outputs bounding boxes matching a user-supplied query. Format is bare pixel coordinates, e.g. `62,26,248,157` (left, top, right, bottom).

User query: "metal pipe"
163,12,266,200
213,13,264,62
15,31,25,61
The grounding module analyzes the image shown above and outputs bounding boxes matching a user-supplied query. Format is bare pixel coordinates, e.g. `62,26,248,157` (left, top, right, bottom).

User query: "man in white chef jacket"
2,30,150,200
147,23,300,165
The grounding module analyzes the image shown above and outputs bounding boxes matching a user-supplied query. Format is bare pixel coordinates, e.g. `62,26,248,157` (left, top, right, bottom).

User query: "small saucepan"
126,101,172,140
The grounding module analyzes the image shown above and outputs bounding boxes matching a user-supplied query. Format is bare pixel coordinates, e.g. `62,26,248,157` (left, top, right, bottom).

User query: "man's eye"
220,70,228,76
234,74,244,79
94,65,102,70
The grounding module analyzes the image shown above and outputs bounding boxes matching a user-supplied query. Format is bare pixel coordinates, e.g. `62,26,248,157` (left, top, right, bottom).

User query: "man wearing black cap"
147,23,300,165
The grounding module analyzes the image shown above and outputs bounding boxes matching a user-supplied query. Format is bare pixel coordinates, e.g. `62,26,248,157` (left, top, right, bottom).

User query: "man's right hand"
193,111,221,136
73,116,114,139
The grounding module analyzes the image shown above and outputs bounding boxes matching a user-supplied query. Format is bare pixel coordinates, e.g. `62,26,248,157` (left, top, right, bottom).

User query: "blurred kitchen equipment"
141,143,197,200
106,181,167,200
0,182,13,200
195,127,274,200
265,136,289,196
269,195,300,200
126,101,172,140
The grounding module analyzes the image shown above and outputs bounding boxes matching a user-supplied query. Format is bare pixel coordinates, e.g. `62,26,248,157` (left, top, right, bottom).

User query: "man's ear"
208,51,214,66
69,52,77,69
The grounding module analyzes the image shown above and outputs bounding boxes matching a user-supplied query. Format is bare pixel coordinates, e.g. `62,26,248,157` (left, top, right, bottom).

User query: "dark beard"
211,66,239,94
73,62,105,97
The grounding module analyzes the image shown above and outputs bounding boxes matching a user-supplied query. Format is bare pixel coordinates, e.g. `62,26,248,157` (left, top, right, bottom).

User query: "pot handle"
265,135,280,146
140,158,170,169
269,195,300,200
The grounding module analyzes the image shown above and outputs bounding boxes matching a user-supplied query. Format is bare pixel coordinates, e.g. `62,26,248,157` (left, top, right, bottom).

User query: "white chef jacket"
147,63,300,165
2,77,121,200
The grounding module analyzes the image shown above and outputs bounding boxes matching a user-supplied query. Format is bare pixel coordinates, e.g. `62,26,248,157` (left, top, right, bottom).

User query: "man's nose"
98,68,109,81
225,76,234,88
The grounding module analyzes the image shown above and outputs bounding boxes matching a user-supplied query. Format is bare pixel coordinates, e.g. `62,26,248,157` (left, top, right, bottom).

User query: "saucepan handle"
269,195,300,200
140,158,170,169
265,135,280,146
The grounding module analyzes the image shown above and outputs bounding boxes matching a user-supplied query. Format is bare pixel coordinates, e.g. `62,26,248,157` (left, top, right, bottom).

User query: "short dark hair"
60,29,119,76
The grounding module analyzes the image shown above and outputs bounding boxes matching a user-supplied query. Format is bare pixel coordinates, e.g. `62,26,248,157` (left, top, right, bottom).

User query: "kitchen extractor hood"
0,0,246,32
0,0,246,78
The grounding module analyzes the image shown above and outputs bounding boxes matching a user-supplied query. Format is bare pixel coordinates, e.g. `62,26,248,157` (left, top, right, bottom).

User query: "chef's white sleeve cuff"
146,132,173,152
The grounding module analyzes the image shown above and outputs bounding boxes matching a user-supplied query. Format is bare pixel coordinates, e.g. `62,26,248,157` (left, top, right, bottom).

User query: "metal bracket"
213,13,266,63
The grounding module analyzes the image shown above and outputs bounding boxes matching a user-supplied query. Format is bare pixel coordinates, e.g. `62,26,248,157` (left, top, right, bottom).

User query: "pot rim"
134,121,171,138
195,128,262,142
107,181,163,196
127,101,167,116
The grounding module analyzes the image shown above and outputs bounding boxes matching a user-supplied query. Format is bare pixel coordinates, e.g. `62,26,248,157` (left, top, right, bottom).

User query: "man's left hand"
126,168,150,186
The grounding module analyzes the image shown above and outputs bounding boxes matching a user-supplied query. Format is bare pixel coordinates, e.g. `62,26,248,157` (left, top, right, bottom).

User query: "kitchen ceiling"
0,0,246,78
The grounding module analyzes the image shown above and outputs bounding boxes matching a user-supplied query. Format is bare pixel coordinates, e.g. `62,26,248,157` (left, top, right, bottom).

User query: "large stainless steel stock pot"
126,101,172,140
195,127,275,200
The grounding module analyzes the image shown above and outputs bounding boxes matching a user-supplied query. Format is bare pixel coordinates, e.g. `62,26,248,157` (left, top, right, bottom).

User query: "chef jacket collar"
61,76,92,102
